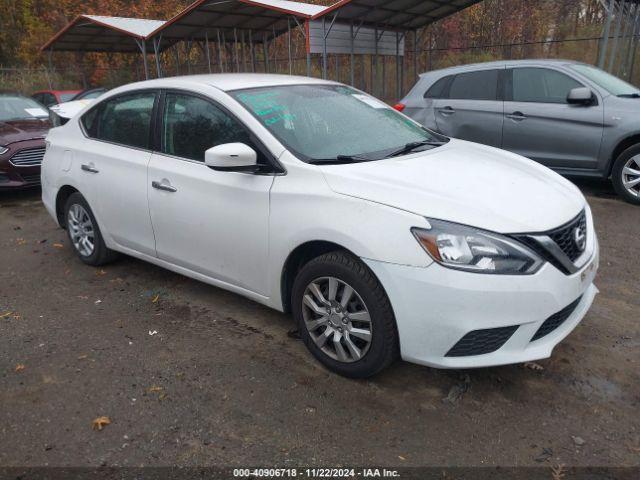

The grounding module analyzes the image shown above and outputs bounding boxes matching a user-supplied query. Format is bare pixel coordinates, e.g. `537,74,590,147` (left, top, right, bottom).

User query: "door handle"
151,180,177,193
438,106,455,115
81,163,99,174
506,111,527,121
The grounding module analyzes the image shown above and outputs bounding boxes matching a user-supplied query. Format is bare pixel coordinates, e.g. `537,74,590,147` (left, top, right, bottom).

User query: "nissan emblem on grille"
573,225,586,252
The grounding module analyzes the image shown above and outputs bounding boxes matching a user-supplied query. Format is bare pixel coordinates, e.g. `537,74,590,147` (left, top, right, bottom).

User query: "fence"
2,34,638,102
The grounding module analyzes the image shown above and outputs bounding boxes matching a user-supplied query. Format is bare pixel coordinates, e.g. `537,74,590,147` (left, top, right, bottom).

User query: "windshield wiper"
384,139,448,158
618,93,640,98
309,154,373,165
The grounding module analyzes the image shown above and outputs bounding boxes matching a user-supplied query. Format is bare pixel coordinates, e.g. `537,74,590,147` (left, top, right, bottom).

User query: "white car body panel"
41,74,599,371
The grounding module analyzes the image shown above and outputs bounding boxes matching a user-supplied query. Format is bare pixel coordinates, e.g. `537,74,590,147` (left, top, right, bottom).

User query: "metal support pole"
413,30,418,81
174,45,180,75
234,28,239,72
205,32,212,73
263,33,269,73
241,30,246,72
599,0,615,68
373,25,378,95
396,32,401,100
623,4,640,78
46,49,53,89
186,39,192,74
153,36,163,78
382,53,386,99
350,21,355,86
222,31,227,72
140,40,150,80
609,0,627,72
288,18,292,75
217,29,224,73
250,30,256,73
273,26,277,73
322,17,328,79
617,2,633,76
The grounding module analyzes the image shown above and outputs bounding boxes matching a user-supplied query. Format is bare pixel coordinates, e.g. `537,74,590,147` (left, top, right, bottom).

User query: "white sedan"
41,74,599,378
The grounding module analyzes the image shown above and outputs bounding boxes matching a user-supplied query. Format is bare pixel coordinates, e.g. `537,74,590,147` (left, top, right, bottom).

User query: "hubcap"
622,155,640,198
67,204,95,257
301,277,372,363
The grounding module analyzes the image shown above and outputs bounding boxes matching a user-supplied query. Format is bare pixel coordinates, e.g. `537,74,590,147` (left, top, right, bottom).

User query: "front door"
502,67,604,170
147,91,274,295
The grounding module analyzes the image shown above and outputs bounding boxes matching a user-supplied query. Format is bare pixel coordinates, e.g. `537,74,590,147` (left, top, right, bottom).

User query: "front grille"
531,296,582,342
20,173,41,184
548,211,587,262
10,147,46,167
445,325,518,357
512,210,587,275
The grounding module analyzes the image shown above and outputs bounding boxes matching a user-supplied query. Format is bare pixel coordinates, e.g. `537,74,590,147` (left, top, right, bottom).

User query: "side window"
511,68,583,103
82,92,156,149
161,92,254,162
448,70,499,101
424,76,451,99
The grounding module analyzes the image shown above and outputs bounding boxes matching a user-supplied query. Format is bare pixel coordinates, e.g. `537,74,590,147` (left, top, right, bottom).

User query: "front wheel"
612,145,640,205
291,251,399,378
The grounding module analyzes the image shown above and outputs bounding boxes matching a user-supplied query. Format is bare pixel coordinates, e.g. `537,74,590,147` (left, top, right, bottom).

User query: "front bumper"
0,139,44,190
364,238,599,369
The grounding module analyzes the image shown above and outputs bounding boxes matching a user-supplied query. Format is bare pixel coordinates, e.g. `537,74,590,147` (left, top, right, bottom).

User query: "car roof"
419,59,587,77
112,74,338,95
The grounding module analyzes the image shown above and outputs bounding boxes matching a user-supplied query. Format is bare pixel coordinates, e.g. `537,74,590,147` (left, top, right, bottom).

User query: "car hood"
0,118,51,146
49,99,95,119
319,139,585,233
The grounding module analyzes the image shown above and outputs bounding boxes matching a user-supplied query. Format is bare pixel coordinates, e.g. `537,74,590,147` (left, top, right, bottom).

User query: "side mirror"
567,87,594,106
204,143,258,172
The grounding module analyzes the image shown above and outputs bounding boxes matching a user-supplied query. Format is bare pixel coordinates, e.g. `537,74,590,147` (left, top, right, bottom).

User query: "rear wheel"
612,144,640,205
291,251,399,378
64,192,118,266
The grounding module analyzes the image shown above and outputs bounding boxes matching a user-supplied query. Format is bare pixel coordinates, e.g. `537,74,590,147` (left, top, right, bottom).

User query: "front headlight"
0,146,8,155
412,219,543,275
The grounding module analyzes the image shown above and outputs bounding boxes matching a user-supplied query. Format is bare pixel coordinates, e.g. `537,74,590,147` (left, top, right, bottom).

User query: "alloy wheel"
67,204,95,257
301,277,372,363
622,155,640,198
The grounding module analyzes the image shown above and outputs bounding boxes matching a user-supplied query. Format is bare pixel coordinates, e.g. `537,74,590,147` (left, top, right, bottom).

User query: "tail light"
393,103,406,112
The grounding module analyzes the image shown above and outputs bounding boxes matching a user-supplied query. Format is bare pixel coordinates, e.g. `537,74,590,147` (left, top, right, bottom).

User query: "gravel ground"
0,180,638,468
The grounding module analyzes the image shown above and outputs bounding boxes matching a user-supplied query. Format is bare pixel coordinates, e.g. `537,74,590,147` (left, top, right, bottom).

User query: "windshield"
231,85,446,162
0,95,49,122
570,64,639,96
60,93,77,102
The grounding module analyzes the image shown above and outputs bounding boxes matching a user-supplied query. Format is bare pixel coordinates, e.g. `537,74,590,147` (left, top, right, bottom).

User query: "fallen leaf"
53,243,64,248
96,269,107,276
158,393,168,401
151,294,160,303
77,354,88,360
524,362,544,371
92,416,111,431
398,455,406,461
0,311,13,319
147,385,163,393
148,330,158,336
551,464,566,480
15,364,26,372
16,238,27,246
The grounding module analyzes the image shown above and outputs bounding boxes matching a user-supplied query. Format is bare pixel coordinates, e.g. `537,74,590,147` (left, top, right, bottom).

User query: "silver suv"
398,60,640,204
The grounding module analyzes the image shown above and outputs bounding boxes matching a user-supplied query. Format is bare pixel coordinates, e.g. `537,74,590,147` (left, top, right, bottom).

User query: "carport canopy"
312,0,484,31
148,0,328,50
41,15,166,53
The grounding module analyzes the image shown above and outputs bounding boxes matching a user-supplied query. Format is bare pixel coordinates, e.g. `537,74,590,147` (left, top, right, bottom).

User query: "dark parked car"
0,93,51,189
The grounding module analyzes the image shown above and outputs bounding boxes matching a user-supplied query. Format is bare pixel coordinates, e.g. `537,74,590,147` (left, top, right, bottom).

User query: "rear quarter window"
424,76,451,99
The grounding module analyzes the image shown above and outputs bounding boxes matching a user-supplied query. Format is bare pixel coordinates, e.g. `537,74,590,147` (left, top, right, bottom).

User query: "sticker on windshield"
237,91,296,127
25,108,48,117
352,94,389,109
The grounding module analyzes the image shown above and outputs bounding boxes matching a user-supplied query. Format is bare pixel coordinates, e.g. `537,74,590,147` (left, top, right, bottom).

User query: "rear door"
75,90,158,256
433,68,504,147
501,67,604,169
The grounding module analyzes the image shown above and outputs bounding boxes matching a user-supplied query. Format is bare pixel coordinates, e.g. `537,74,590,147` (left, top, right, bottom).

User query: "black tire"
612,144,640,205
291,250,399,378
64,192,118,266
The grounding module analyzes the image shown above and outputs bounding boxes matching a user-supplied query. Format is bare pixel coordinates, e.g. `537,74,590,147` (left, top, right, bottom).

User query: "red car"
31,89,81,107
0,93,51,189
